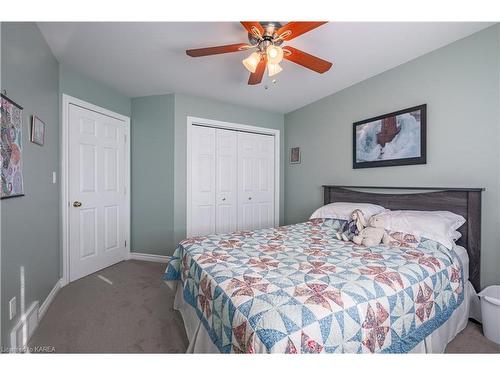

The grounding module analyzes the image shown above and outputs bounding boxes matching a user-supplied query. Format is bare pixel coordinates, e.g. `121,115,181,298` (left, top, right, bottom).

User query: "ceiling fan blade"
248,56,266,85
276,22,327,41
283,46,332,74
240,22,264,38
186,43,252,57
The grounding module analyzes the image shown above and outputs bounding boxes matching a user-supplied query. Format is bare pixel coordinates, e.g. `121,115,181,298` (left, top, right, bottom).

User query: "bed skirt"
166,280,477,354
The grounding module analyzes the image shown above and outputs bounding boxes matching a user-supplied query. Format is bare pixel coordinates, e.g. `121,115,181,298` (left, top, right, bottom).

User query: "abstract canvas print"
353,104,426,169
1,94,25,198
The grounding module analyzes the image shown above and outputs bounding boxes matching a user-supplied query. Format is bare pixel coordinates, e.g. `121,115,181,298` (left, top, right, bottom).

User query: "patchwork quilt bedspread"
163,219,464,353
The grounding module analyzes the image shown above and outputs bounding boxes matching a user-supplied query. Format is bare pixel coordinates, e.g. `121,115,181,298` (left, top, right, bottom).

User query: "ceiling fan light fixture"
242,52,261,73
267,62,283,77
186,21,331,85
266,45,283,65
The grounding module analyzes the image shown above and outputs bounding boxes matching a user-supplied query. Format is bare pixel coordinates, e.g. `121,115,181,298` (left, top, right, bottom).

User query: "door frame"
186,116,280,237
61,94,131,286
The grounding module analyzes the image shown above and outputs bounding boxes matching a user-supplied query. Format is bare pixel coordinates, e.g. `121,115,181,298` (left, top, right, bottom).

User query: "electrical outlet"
52,171,57,184
9,297,17,320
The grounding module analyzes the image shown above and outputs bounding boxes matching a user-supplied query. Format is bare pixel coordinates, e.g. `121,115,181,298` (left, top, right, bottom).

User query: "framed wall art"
290,146,301,164
353,104,426,169
31,115,45,146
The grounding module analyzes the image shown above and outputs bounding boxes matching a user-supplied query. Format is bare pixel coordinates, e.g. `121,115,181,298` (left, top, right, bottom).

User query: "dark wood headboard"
323,185,484,291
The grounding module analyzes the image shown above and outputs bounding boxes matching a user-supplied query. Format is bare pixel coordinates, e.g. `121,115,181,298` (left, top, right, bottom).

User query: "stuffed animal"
336,209,366,242
352,214,391,247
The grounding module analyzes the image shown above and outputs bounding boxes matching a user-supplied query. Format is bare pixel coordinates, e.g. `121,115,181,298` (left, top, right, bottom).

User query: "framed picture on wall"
353,104,427,169
290,147,301,164
31,115,45,146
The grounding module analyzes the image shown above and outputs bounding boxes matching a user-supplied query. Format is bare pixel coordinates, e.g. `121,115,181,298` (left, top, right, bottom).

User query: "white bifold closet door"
190,125,274,237
237,132,275,231
190,126,217,236
216,128,239,233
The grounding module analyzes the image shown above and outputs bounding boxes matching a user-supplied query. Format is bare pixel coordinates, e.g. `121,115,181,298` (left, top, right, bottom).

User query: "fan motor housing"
248,22,284,47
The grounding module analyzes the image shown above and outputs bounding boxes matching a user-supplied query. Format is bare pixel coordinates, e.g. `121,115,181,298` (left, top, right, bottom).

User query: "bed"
163,186,483,353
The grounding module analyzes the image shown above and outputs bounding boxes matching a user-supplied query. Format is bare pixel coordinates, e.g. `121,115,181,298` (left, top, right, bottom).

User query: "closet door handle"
221,197,226,201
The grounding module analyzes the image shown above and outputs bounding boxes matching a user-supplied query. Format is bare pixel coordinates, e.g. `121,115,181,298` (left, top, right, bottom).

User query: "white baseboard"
38,278,63,321
130,252,171,263
9,277,63,351
10,301,39,352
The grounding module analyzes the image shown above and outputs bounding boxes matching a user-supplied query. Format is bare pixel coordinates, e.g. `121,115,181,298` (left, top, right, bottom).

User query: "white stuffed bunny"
352,214,390,247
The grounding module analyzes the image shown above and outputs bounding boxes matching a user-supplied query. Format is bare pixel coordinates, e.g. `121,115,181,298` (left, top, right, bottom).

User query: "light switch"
9,296,16,320
52,171,57,184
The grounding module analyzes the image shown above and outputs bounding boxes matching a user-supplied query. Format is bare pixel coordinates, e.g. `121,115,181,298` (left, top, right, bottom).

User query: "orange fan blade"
248,56,266,85
283,46,332,74
276,22,327,41
186,43,252,57
240,21,264,38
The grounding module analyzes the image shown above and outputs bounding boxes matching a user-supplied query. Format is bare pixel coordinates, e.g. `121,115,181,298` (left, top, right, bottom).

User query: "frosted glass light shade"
267,63,283,77
242,52,261,73
266,45,283,64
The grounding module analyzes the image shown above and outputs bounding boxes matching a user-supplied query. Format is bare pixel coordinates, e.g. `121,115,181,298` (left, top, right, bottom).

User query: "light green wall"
284,25,500,288
1,22,60,346
131,94,175,254
173,93,285,248
59,64,131,117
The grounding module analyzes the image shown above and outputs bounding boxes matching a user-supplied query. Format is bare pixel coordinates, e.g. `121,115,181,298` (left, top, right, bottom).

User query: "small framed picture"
31,115,45,146
290,147,301,164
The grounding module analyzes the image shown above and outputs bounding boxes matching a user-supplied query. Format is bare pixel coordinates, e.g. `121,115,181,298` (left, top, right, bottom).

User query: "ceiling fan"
186,22,333,85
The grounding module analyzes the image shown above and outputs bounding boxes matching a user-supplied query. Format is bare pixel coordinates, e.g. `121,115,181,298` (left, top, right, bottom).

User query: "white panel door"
190,126,216,236
68,104,127,282
237,132,275,231
215,128,238,234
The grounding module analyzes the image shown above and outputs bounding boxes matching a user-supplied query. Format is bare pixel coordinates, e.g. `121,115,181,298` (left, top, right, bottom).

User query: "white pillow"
310,202,386,221
372,210,466,249
451,230,462,241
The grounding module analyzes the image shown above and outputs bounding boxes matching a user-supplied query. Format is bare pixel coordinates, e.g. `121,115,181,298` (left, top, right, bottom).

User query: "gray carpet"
29,260,500,353
445,320,500,353
29,260,188,353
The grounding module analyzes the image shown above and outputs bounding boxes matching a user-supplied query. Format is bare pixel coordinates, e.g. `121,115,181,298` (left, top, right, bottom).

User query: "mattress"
164,218,468,353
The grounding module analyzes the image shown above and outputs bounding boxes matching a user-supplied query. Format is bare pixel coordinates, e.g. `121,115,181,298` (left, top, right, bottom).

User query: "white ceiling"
38,22,493,113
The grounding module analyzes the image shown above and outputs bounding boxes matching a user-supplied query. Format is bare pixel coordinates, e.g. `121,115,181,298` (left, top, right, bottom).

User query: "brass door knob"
73,201,82,207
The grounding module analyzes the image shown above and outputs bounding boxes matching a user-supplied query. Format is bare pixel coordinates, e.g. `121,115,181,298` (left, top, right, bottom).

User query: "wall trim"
186,116,281,237
38,278,63,321
61,94,131,286
9,274,61,352
130,252,171,263
10,301,39,352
